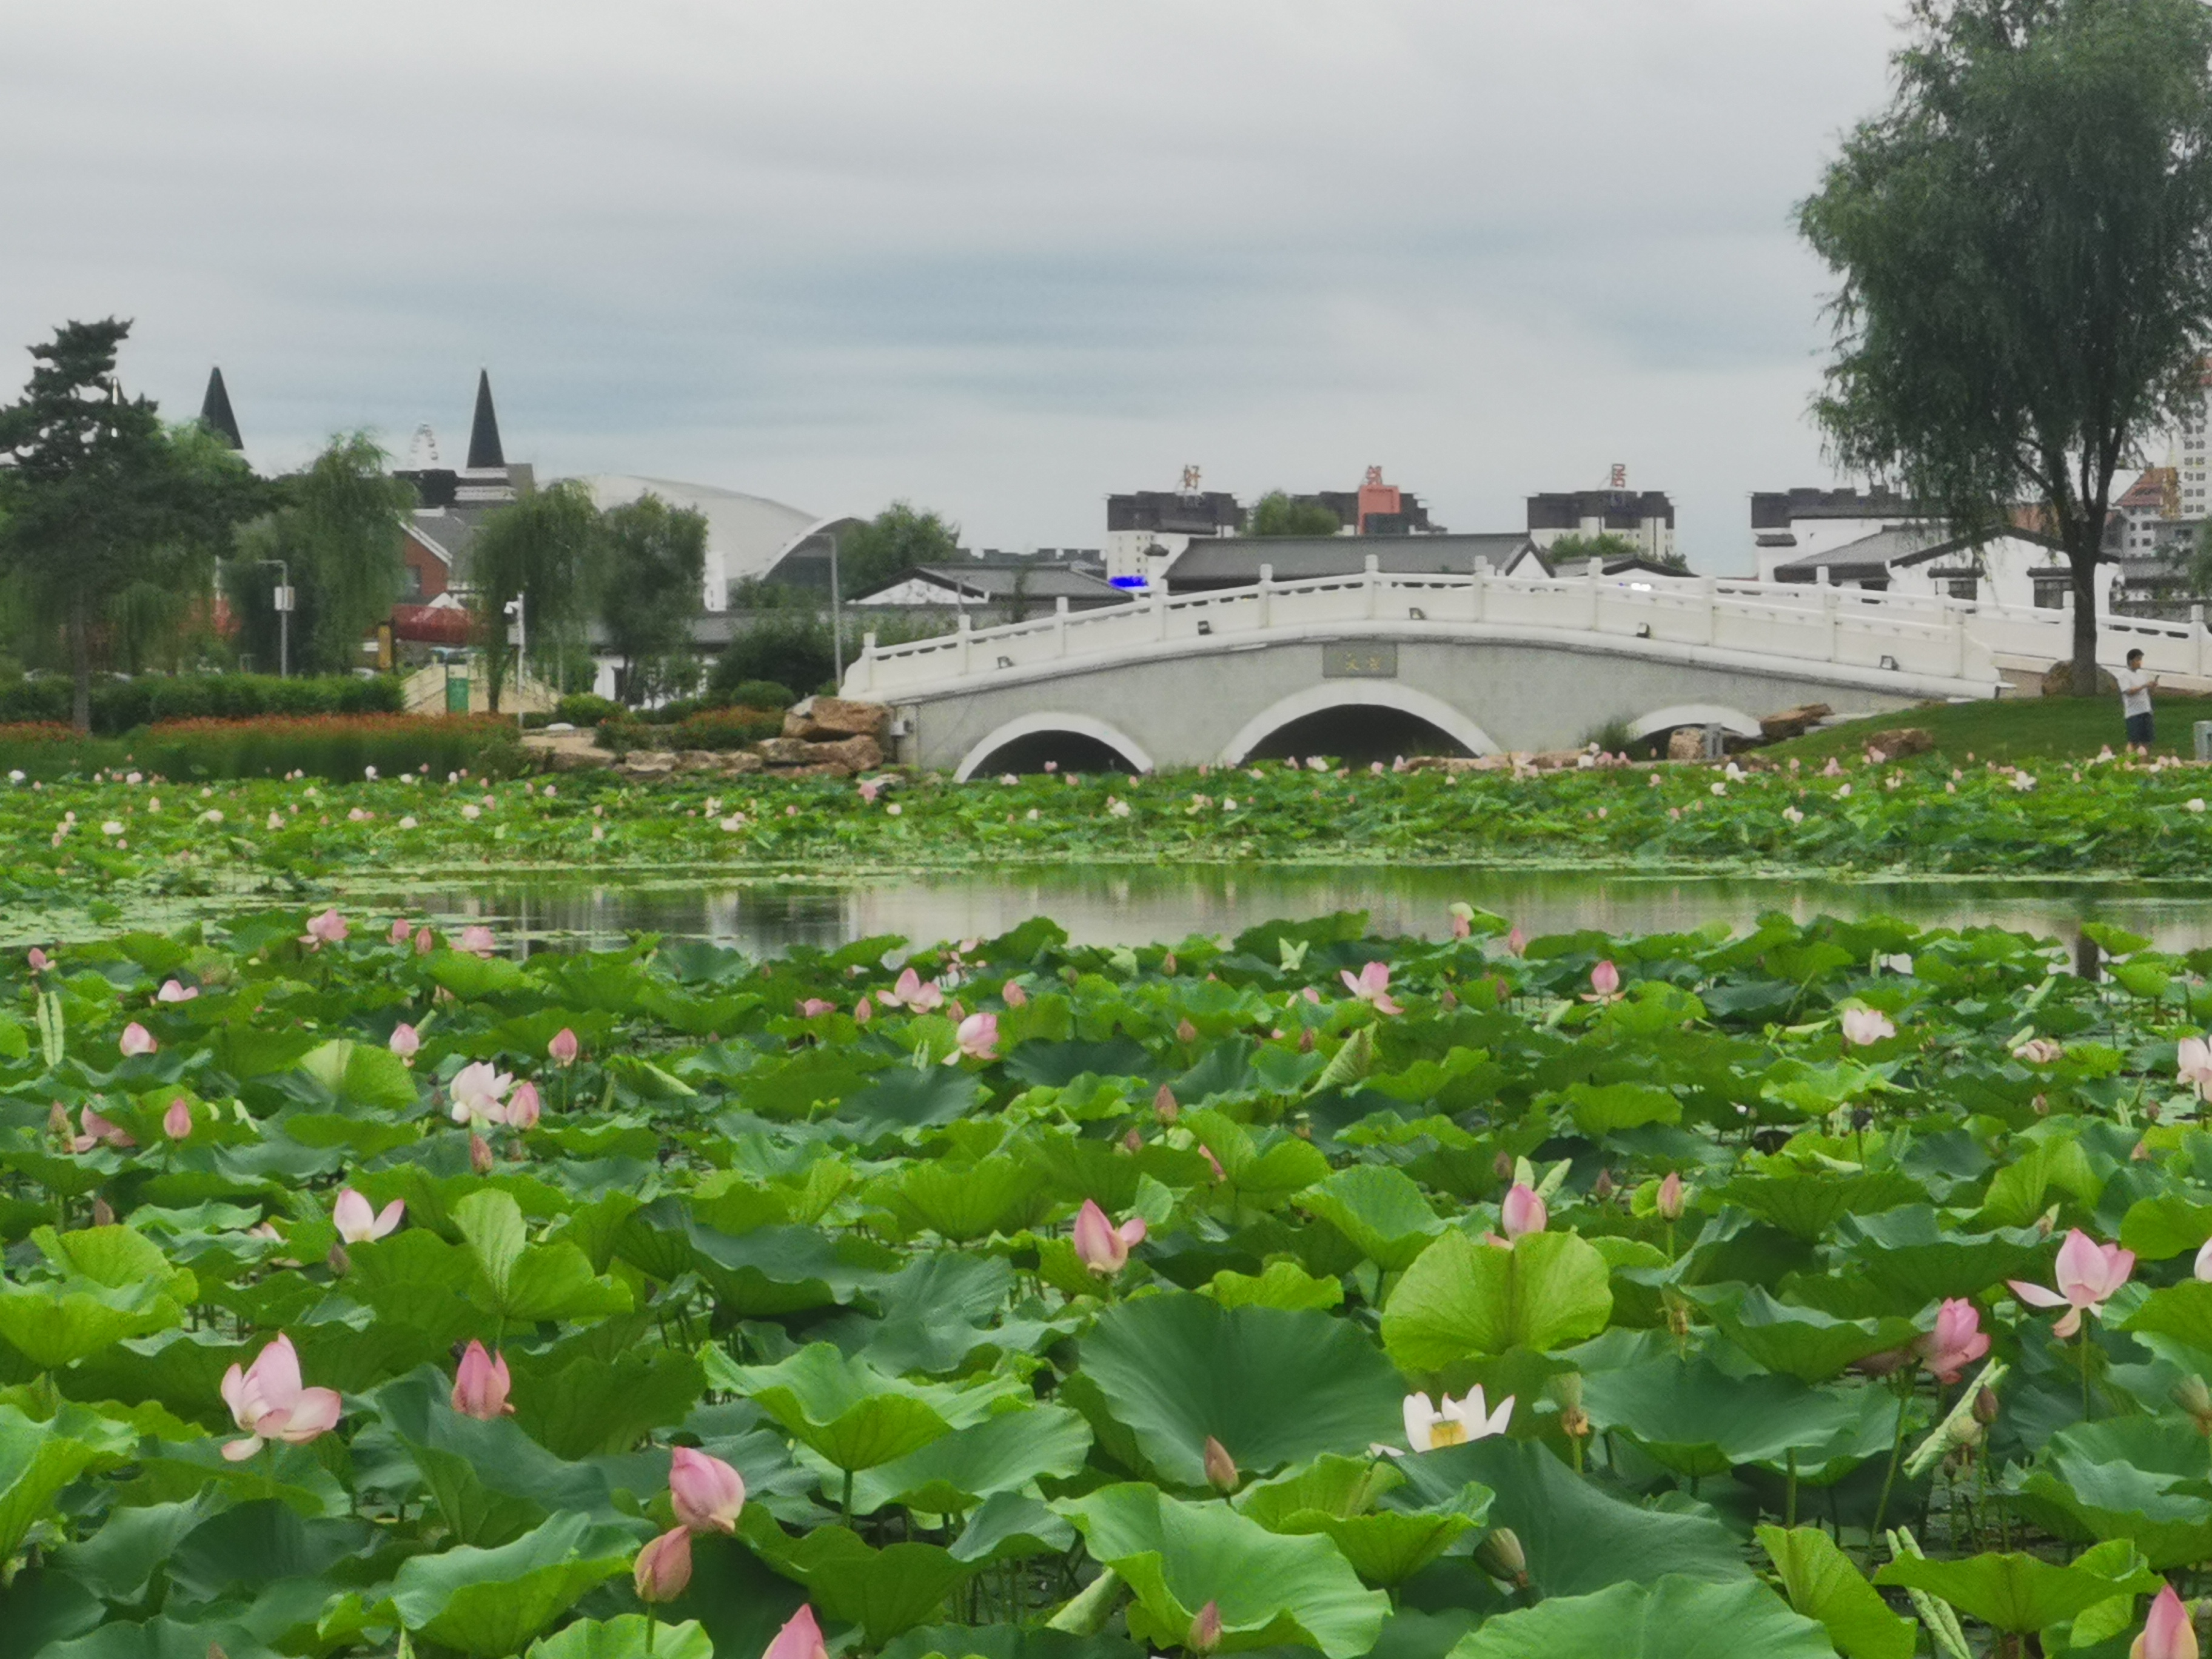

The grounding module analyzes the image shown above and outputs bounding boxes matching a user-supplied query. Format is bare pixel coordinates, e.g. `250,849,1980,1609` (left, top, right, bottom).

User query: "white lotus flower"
1397,1387,1514,1452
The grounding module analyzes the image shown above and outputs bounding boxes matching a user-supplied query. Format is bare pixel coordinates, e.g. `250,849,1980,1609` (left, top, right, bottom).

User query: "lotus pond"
16,900,2212,1657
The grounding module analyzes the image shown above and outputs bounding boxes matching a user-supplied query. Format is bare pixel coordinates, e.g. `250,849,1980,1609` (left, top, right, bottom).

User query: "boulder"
1759,703,1832,742
784,696,892,742
614,750,677,779
1862,727,1934,760
1666,728,1705,761
806,734,883,771
2041,660,2120,697
754,737,816,766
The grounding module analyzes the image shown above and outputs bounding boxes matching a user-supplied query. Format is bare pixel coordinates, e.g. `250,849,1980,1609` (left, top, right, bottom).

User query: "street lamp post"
259,559,290,678
503,593,527,734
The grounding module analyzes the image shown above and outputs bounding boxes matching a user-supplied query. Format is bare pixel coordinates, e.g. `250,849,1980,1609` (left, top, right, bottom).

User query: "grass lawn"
1762,689,2212,766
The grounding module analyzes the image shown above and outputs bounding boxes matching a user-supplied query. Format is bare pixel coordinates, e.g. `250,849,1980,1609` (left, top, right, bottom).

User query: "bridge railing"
841,558,2128,697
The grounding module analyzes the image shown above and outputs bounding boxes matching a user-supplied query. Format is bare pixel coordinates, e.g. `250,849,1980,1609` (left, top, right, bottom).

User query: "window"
2034,578,2068,609
1944,575,1977,600
403,563,424,600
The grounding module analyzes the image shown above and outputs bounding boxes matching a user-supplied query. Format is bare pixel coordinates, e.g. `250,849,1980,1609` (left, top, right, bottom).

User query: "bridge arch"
953,712,1157,781
1627,703,1765,742
1221,682,1500,766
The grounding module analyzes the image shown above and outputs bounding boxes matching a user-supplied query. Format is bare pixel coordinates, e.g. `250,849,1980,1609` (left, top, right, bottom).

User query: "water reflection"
354,866,2212,956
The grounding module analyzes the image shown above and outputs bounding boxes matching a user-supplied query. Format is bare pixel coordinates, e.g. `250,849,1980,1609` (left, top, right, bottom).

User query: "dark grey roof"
851,563,1130,605
1526,489,1674,531
1770,523,2069,581
1166,532,1537,587
467,371,504,471
1750,487,1930,530
199,368,242,450
404,502,505,583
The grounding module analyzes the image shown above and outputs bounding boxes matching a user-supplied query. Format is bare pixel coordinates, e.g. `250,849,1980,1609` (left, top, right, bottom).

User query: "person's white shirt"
2117,666,2154,717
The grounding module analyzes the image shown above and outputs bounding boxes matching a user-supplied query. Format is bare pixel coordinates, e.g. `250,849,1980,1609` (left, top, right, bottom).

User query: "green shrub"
723,679,796,711
0,674,401,736
0,714,520,782
551,693,623,728
665,708,782,750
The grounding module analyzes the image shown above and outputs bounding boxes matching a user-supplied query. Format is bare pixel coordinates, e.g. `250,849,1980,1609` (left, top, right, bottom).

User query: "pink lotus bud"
1123,1128,1142,1152
389,917,413,943
548,1027,580,1065
763,1606,829,1659
1073,1198,1147,1274
458,925,496,958
1176,1018,1199,1044
854,996,874,1024
451,1340,514,1419
119,1022,156,1057
504,1081,541,1131
1505,927,1526,956
156,978,197,1003
1162,952,1178,975
388,1022,421,1060
2134,1584,2198,1659
47,1101,69,1141
1589,960,1620,999
1190,1601,1222,1655
1199,1143,1225,1182
1155,1084,1179,1124
669,1445,746,1533
163,1098,193,1140
1500,1183,1547,1239
414,927,434,956
633,1526,693,1604
1657,1171,1683,1221
469,1132,494,1174
1202,1435,1239,1492
1003,979,1028,1007
27,947,49,972
92,1195,116,1226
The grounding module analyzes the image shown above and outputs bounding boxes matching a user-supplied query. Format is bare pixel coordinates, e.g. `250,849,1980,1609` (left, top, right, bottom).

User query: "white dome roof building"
569,475,826,612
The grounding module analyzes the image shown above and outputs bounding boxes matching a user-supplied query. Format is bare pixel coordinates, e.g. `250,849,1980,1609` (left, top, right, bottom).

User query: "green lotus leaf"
1831,1207,2047,1304
2121,1279,2212,1353
527,1616,714,1659
0,1403,137,1560
2012,1415,2212,1568
163,1498,374,1599
1235,1456,1489,1589
1718,1171,1922,1243
1873,1539,2159,1635
1562,1081,1680,1136
1074,1292,1405,1485
1444,1575,1835,1659
1381,1230,1613,1370
1202,1261,1346,1310
1756,1525,1915,1659
2119,1193,2212,1261
949,1492,1078,1564
1302,1165,1446,1270
1580,1355,1898,1481
705,1342,1022,1472
295,1037,418,1109
1695,1286,1922,1384
1057,1482,1389,1659
846,1402,1093,1515
387,1512,635,1656
738,1514,973,1646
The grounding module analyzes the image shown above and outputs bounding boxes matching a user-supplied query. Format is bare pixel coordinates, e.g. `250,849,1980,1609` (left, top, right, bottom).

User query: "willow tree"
1799,0,2212,689
0,320,260,729
468,480,604,711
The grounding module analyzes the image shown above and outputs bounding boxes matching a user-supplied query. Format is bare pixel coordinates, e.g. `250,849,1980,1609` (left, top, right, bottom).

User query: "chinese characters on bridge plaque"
1322,643,1398,679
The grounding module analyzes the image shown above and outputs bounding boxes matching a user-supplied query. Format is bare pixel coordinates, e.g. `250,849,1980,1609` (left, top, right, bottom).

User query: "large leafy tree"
0,320,260,729
837,501,960,598
468,480,605,711
600,494,706,705
1248,492,1341,537
1799,0,2212,688
223,434,415,675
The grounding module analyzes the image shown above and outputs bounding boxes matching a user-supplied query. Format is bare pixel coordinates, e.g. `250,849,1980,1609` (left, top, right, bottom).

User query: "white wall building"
1768,525,2116,612
569,476,828,612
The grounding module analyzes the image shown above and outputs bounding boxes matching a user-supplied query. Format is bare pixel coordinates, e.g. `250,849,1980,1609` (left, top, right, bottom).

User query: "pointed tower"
465,369,505,471
199,367,243,450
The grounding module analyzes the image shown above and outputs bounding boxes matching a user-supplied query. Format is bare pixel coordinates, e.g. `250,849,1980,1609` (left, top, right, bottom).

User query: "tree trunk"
69,590,92,735
2070,543,2100,695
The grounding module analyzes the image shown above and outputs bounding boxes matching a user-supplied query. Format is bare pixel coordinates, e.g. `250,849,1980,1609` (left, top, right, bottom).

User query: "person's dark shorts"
2127,712,2155,746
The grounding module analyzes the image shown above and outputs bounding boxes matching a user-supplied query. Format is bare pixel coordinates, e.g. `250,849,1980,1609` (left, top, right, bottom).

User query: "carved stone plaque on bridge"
1322,643,1398,679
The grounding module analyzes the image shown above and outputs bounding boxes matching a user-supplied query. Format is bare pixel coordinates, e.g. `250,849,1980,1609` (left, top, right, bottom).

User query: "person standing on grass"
2118,648,2159,754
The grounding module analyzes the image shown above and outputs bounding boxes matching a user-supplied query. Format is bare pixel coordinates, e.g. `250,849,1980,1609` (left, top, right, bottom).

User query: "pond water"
350,865,2212,956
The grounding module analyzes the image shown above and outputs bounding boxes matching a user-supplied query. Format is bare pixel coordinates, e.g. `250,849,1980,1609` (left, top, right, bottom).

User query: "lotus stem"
1904,1359,2006,1481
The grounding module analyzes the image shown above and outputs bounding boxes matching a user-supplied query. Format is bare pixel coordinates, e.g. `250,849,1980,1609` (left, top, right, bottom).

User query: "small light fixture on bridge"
1879,654,1900,671
1407,607,1426,620
1196,620,1213,635
1635,623,1652,639
997,655,1014,669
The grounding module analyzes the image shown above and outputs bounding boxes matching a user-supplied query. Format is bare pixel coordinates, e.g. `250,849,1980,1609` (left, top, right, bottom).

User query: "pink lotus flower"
880,967,942,1012
162,1098,193,1141
1582,960,1622,1003
1498,1183,1547,1240
548,1027,579,1065
633,1526,692,1604
2134,1585,2197,1659
414,927,434,956
156,979,197,1003
298,909,348,950
1840,1006,1896,1047
1915,1298,1991,1384
854,996,873,1025
2009,1228,2136,1339
388,1022,420,1061
857,778,883,805
1198,1143,1226,1182
2180,1037,2212,1102
504,1080,541,1131
1340,962,1404,1016
332,1188,403,1243
1506,926,1527,957
448,1061,514,1128
669,1445,746,1533
763,1606,829,1659
27,947,49,973
796,998,835,1019
71,1107,136,1152
1656,1171,1684,1221
219,1334,342,1460
451,1340,513,1419
1400,1386,1513,1450
118,1022,156,1057
1073,1199,1147,1275
947,1011,999,1063
1003,979,1028,1008
458,925,496,958
2014,1037,2063,1066
1449,903,1473,940
389,917,413,944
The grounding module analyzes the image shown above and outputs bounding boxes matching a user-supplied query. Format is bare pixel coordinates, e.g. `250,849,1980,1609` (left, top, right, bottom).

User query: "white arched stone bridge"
839,557,2212,776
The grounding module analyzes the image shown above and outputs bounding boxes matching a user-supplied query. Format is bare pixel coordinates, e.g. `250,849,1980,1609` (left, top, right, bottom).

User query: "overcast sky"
1,2,1909,571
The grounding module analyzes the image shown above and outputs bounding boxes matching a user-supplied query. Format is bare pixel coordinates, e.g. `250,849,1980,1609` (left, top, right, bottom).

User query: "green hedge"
0,674,402,736
0,715,521,782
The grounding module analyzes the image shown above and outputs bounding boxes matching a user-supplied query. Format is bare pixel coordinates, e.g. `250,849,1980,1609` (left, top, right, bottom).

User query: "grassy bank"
1766,690,2212,766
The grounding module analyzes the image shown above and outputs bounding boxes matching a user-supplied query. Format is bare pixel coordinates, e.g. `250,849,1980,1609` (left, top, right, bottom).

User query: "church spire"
199,366,243,450
466,369,505,471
